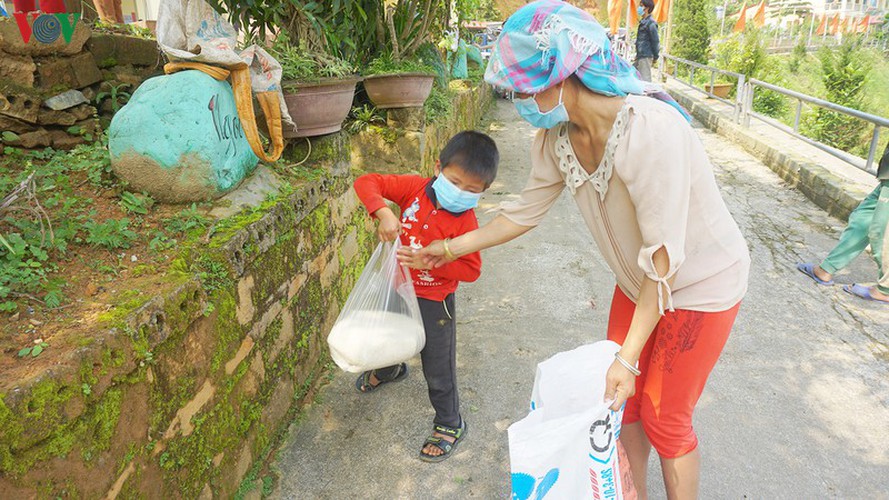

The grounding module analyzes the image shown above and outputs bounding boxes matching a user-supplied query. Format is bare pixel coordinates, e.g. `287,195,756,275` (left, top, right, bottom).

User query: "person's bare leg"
869,286,889,302
660,447,700,500
814,265,833,282
113,0,124,23
620,422,651,500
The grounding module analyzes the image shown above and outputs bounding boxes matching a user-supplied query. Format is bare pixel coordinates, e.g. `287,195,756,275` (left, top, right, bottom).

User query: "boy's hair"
439,131,499,187
641,0,654,12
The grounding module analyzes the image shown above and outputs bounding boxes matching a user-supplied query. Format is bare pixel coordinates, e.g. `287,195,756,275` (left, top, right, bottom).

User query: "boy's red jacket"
353,173,482,301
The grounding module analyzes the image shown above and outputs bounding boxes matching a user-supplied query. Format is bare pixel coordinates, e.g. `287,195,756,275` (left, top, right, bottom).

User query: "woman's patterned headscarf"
485,0,690,120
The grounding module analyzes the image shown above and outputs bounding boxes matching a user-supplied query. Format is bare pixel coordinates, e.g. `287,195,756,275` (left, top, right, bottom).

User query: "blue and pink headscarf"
484,0,689,121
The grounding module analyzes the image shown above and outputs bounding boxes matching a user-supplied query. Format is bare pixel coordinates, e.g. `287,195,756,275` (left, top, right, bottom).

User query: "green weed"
163,204,210,235
119,192,155,215
18,341,49,358
84,219,138,250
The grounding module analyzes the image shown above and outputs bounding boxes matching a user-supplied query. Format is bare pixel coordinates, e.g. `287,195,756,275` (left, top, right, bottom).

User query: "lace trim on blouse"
555,101,632,199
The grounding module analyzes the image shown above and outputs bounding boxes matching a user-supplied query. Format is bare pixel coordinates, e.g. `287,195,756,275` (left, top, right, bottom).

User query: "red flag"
630,0,639,26
829,14,839,35
608,0,621,35
652,0,670,24
815,15,826,35
733,2,748,33
753,0,766,28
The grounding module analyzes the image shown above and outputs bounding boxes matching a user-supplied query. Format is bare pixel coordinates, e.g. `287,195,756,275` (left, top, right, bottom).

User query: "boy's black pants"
376,293,460,428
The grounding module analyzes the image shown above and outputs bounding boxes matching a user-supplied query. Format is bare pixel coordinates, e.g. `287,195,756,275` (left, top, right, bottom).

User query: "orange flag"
630,0,639,26
733,2,748,33
829,14,839,35
752,0,766,28
652,0,670,24
815,15,826,35
608,0,621,35
858,15,870,34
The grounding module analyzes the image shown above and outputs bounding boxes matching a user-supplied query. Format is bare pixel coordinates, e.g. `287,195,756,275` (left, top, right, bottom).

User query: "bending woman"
411,1,750,498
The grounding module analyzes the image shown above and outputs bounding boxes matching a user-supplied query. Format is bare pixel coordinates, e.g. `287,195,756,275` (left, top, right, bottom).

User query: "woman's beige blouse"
500,95,750,314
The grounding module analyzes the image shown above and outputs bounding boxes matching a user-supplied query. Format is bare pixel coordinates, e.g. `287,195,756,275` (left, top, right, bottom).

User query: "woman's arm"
411,215,533,268
605,245,675,410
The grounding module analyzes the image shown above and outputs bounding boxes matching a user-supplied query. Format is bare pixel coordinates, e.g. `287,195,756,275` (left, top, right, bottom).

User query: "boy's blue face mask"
432,173,482,213
637,6,645,16
513,84,569,129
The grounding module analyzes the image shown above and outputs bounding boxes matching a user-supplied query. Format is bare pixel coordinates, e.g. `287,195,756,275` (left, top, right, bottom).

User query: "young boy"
352,130,499,462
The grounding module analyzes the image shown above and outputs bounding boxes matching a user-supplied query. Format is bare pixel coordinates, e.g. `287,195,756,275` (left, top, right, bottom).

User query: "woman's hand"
375,208,401,242
415,240,454,269
604,357,638,412
396,246,433,270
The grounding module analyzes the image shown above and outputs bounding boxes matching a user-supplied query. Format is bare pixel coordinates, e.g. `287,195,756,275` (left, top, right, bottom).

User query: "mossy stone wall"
0,83,492,498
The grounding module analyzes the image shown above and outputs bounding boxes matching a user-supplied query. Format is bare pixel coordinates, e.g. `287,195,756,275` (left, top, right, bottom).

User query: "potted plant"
361,0,446,109
269,33,360,138
205,1,377,137
705,81,733,99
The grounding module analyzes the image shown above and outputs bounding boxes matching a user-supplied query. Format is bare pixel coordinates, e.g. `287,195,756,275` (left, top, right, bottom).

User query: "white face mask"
513,84,569,129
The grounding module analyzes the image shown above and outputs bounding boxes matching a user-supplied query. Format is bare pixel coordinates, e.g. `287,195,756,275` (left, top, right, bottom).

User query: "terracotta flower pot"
705,83,733,99
282,77,359,138
363,73,435,109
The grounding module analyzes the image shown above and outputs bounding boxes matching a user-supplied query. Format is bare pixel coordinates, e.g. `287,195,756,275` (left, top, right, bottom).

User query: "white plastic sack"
328,240,425,373
509,341,630,500
156,0,293,126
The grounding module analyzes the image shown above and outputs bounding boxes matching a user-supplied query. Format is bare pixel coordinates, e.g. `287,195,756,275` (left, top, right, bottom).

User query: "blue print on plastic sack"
511,468,559,500
508,341,627,499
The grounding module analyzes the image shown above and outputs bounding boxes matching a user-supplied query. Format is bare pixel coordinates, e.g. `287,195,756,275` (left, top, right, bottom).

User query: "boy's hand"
396,247,433,270
374,207,401,242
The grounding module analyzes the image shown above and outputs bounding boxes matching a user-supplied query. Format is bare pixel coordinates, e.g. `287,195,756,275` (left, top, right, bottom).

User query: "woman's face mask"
432,172,483,213
513,84,569,129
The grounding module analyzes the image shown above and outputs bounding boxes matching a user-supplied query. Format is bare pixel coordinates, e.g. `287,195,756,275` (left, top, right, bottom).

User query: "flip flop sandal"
419,420,467,463
797,263,834,285
843,284,889,305
354,363,408,393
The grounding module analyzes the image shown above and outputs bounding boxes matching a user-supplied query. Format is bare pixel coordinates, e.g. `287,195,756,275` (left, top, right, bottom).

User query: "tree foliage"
804,41,871,154
673,0,712,63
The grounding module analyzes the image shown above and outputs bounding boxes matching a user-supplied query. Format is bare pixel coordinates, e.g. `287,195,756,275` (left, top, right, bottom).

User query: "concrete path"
272,100,889,499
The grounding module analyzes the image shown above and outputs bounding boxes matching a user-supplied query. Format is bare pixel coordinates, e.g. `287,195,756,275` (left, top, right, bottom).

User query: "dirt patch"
0,146,211,392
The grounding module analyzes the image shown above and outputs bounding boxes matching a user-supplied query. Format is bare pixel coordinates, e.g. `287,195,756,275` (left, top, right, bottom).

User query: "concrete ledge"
667,84,871,221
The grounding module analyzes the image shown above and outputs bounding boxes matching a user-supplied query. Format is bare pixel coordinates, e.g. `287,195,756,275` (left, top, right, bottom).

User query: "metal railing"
660,54,746,123
659,54,888,176
741,78,889,175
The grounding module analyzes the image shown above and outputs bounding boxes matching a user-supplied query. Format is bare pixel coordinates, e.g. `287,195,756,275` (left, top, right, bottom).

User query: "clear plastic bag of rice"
328,240,425,373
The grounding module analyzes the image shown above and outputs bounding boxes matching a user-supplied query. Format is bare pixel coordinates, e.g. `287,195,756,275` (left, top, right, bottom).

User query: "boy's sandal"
354,363,408,393
419,420,467,463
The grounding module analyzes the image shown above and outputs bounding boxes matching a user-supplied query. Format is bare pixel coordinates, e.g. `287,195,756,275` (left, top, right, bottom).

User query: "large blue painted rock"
109,70,259,203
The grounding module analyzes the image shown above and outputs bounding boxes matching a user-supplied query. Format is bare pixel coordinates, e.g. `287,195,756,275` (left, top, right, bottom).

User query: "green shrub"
270,32,355,83
673,0,712,63
802,41,870,155
788,39,808,73
365,53,436,76
710,30,788,118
